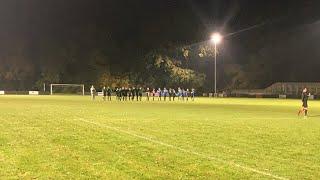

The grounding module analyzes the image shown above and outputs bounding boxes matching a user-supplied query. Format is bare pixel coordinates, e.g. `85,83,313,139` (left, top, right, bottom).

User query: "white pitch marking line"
77,118,288,180
230,117,295,120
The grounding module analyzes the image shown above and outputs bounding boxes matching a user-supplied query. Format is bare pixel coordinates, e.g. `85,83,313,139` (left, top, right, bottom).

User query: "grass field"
0,95,320,179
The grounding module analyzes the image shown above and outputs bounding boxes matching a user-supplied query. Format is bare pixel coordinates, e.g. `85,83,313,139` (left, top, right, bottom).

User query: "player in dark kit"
186,89,190,101
135,87,139,101
298,87,310,118
102,86,107,101
172,88,176,101
107,87,112,101
138,87,143,101
131,87,136,101
115,88,119,100
122,87,128,101
128,88,132,101
118,88,122,101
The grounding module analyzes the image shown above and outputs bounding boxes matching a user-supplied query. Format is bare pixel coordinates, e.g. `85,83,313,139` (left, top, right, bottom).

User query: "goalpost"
50,84,85,96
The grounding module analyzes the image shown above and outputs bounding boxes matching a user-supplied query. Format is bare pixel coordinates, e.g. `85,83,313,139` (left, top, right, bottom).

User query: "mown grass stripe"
77,118,289,180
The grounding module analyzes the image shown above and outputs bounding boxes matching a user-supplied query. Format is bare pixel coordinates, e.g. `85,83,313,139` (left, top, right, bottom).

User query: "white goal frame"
50,84,85,96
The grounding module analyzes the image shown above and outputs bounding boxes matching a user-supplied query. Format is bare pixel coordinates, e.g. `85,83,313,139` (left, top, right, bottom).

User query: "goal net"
50,84,85,95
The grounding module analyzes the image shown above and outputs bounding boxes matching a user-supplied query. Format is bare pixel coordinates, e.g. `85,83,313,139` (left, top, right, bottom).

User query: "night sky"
1,0,320,89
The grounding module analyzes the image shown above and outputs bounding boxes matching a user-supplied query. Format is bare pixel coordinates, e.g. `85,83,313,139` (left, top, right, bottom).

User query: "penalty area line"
77,118,288,180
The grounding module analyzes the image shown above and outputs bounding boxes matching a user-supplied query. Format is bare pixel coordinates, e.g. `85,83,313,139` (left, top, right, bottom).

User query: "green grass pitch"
0,95,320,179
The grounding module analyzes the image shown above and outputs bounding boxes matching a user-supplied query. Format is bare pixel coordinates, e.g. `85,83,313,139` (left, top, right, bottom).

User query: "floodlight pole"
210,33,221,97
214,43,217,97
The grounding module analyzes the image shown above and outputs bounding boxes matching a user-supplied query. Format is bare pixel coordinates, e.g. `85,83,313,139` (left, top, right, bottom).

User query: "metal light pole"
210,33,222,97
214,42,217,96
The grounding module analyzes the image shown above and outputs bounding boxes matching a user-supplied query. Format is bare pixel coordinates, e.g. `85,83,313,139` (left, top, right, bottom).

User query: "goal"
50,84,85,95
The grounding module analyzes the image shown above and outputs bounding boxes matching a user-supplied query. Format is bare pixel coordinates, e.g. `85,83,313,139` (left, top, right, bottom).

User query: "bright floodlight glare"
211,33,222,44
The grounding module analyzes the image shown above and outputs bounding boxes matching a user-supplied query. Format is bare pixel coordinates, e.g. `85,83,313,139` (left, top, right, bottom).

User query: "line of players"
91,86,195,101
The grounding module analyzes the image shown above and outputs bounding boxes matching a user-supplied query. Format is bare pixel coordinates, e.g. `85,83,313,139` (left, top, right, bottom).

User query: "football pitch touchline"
76,118,288,180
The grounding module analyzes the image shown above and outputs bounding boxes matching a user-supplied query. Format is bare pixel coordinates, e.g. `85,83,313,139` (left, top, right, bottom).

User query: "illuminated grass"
0,95,319,179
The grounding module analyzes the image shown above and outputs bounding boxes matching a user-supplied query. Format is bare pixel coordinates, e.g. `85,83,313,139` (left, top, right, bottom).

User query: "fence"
231,82,320,99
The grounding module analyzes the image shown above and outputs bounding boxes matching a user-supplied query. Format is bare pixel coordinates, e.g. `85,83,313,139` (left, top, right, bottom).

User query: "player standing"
191,88,195,101
168,88,172,101
134,87,139,101
298,87,310,118
116,88,120,101
107,86,112,101
181,88,185,101
163,88,168,101
172,88,176,101
131,87,136,101
128,88,132,101
146,88,150,101
102,86,107,101
119,88,122,101
124,87,128,101
138,87,143,101
177,87,182,100
90,85,96,100
157,88,162,101
186,89,190,101
152,88,156,101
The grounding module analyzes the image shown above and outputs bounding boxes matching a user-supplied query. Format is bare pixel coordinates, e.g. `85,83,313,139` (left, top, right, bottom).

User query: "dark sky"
1,0,320,83
1,0,319,53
